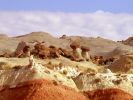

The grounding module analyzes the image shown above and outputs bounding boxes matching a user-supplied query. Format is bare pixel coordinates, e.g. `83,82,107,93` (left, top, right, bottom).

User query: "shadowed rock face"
0,79,88,100
85,88,133,100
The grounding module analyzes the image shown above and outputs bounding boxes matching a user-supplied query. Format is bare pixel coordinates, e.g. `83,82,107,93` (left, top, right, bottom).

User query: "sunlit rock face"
0,56,77,90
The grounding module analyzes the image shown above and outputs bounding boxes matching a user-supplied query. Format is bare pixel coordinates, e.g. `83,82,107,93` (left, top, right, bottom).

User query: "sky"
0,0,132,40
0,0,133,13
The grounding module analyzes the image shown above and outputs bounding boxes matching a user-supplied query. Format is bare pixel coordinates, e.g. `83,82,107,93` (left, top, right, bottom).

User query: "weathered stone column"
70,42,84,61
81,46,90,61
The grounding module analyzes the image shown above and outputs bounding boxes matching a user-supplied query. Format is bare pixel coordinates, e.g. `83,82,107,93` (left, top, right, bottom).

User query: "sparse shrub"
112,79,122,85
52,80,58,85
93,78,101,83
63,70,68,75
13,65,22,70
85,68,96,73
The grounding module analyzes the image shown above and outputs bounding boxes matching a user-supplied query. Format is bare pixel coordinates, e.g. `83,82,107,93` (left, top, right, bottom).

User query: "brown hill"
0,32,132,57
14,32,69,48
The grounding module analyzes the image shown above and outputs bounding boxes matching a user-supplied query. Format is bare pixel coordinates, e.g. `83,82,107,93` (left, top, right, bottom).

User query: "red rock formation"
0,79,87,100
85,88,133,100
32,43,50,59
49,45,60,58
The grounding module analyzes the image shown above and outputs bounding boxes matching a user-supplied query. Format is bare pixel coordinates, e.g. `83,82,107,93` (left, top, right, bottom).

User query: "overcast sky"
0,0,132,40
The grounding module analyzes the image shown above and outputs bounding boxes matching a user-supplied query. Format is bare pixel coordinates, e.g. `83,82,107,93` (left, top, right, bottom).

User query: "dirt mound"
108,54,133,72
85,88,133,100
0,79,88,100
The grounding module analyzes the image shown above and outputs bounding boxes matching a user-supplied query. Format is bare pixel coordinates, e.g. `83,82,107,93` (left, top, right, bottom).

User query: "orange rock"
0,79,88,100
